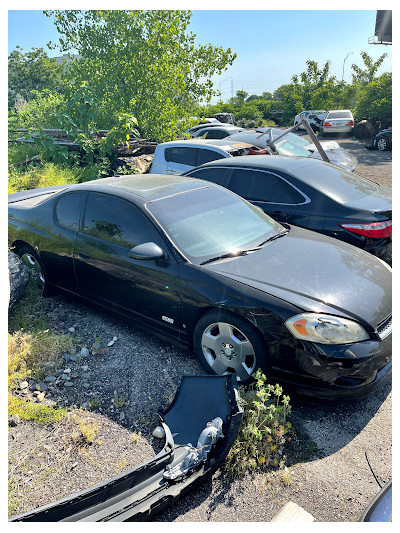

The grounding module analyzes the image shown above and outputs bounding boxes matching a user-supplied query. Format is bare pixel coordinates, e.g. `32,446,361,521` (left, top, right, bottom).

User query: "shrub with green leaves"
224,370,292,476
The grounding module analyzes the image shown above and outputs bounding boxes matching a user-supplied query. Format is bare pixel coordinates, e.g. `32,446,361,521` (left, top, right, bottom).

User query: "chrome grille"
376,315,392,340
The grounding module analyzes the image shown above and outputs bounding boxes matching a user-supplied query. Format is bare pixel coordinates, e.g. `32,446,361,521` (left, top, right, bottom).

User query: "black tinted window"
228,169,301,204
187,167,230,186
83,193,161,248
205,129,230,139
55,193,83,230
164,147,197,166
197,148,226,165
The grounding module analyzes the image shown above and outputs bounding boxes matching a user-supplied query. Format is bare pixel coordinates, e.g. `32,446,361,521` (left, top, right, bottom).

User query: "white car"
227,128,358,171
294,110,327,131
149,139,255,175
321,110,354,135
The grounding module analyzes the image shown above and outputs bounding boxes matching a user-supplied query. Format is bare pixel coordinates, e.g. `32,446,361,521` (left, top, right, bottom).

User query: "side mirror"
128,242,164,260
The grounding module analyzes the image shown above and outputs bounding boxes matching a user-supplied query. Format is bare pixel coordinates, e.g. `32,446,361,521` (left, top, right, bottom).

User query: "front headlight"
285,313,369,345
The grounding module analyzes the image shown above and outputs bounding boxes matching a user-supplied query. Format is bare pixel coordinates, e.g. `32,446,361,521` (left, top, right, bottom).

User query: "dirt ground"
8,137,392,521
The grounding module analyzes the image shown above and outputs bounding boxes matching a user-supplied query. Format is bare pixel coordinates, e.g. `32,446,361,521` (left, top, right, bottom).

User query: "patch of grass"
113,393,126,409
8,395,68,425
8,143,40,166
8,161,80,194
89,397,100,409
224,370,292,477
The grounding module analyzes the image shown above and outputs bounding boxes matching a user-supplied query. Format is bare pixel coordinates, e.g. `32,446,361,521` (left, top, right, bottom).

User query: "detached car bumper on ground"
8,175,392,398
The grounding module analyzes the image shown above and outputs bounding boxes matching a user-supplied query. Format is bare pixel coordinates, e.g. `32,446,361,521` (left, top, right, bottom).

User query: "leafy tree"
228,90,248,107
8,47,68,109
351,51,388,85
354,73,392,122
44,10,236,141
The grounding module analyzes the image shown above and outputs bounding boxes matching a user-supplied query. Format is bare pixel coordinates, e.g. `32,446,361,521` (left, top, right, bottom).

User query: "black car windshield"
147,186,283,264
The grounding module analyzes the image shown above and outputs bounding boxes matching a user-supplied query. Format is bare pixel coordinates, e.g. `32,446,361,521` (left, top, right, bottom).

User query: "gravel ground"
8,138,392,521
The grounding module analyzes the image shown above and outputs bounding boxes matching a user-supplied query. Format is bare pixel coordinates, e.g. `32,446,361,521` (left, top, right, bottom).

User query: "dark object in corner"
9,374,242,522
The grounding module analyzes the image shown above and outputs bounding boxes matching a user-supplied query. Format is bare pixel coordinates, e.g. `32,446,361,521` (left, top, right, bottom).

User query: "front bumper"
269,330,392,399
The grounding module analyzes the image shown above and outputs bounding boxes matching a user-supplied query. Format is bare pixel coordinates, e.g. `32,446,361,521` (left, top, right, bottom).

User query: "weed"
131,432,141,445
115,452,127,473
72,417,100,446
89,397,100,409
113,393,126,409
224,370,292,477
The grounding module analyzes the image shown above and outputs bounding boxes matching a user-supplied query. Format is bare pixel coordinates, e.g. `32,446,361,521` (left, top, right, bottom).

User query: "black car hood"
205,226,391,329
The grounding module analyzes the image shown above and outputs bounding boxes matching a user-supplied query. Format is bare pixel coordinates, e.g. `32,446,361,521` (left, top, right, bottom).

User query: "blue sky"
8,9,392,103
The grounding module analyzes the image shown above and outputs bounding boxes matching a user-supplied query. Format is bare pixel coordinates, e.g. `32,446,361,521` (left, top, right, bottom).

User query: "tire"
17,246,50,296
193,309,268,385
377,136,389,151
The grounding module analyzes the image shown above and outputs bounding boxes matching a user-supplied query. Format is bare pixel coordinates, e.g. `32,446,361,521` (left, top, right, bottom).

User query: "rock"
82,366,89,372
44,376,57,382
63,368,71,374
107,340,115,347
36,383,48,392
8,252,30,309
113,336,118,342
19,381,29,390
80,347,89,358
71,372,79,379
29,383,37,391
68,327,75,333
33,391,40,396
8,414,20,427
64,354,71,362
36,392,45,402
64,381,74,388
69,354,78,362
61,374,70,380
119,411,125,421
83,382,90,389
93,342,100,350
152,426,166,439
82,402,88,408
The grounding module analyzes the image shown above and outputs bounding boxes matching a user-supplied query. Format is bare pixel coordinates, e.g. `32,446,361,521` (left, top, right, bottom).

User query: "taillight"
340,220,392,239
346,120,354,126
324,122,332,127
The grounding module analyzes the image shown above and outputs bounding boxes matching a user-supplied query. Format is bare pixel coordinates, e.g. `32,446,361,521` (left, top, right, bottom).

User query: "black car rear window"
294,163,381,203
326,111,352,119
197,148,226,165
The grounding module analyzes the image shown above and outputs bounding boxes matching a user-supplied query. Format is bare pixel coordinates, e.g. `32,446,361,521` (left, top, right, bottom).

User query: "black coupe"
8,174,392,398
184,156,392,264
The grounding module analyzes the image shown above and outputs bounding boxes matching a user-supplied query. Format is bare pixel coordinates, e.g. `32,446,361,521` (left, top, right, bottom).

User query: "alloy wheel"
201,321,256,382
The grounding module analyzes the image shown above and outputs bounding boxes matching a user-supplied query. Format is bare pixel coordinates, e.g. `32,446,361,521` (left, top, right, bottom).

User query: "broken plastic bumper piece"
9,374,242,522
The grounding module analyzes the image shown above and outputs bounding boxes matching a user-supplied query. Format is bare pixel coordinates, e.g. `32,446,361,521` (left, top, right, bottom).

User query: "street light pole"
219,76,233,102
342,52,353,81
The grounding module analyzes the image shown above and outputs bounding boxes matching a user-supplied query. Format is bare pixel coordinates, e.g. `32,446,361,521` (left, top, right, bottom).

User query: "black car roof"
69,174,212,202
194,154,320,173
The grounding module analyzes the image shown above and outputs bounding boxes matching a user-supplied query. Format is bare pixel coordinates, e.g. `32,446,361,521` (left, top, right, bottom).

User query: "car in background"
369,127,392,151
8,174,392,397
294,110,327,132
321,110,354,135
191,125,245,139
183,155,392,264
149,139,256,175
187,120,223,135
228,127,358,172
214,112,235,124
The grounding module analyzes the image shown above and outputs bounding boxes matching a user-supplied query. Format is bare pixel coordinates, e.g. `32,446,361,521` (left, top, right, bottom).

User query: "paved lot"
9,138,392,521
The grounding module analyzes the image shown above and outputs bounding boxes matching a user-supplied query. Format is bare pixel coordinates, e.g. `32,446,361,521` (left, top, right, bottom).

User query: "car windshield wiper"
257,229,289,247
200,247,262,266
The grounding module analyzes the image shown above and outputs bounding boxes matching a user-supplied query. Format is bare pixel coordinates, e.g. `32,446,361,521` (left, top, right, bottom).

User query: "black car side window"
196,148,226,166
187,167,230,186
55,192,84,231
164,147,197,166
83,193,162,249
